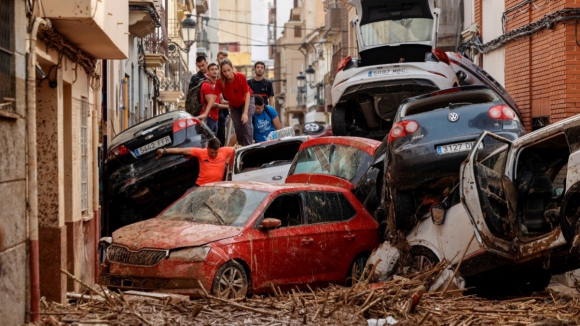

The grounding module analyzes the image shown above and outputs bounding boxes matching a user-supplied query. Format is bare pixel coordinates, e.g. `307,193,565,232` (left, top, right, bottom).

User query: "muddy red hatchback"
99,181,380,298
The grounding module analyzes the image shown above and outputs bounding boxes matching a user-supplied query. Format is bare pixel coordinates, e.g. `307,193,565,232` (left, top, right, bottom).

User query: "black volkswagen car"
103,111,214,235
385,85,526,229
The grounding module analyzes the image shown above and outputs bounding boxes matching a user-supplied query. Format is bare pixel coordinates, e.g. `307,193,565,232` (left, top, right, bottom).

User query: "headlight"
168,246,211,261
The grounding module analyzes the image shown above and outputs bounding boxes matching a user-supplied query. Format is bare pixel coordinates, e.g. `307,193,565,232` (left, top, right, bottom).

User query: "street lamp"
167,14,197,53
296,72,306,106
305,65,315,87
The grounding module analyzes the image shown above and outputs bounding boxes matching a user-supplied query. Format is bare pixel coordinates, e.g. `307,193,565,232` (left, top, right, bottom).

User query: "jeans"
206,117,218,134
217,110,229,146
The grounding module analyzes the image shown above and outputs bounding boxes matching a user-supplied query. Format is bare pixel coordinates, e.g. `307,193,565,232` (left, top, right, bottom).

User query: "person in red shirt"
155,138,235,187
196,63,228,133
205,58,255,146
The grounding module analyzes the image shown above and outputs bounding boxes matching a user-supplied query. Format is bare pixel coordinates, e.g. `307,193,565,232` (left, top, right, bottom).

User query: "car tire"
392,188,417,230
211,260,249,299
410,246,439,272
347,254,369,286
560,183,580,244
332,106,350,136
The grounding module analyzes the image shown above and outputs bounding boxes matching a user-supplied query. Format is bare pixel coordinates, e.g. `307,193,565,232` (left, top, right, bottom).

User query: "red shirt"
214,72,252,108
199,82,219,121
189,147,235,185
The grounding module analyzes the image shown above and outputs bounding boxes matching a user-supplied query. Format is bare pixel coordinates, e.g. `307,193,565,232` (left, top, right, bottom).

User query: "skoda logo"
448,112,460,122
145,134,153,140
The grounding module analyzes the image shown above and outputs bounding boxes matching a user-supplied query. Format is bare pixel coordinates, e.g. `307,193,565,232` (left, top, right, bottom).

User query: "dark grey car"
385,85,526,229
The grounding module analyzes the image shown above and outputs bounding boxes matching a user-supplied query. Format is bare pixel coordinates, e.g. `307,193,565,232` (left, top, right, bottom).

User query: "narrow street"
3,0,580,325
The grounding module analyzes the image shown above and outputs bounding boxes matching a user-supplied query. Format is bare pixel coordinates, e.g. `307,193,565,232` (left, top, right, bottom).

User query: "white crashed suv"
331,0,459,139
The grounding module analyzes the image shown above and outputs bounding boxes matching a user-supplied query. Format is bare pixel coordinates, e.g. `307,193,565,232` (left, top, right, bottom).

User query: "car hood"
285,174,354,190
112,218,243,250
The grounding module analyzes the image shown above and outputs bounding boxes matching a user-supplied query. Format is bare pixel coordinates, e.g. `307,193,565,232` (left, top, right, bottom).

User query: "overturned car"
372,114,580,295
331,0,460,139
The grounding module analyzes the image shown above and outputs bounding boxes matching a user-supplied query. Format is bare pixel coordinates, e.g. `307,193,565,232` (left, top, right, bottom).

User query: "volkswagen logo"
448,112,460,122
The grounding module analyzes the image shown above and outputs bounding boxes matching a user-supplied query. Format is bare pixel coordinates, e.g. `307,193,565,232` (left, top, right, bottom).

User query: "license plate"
134,136,172,156
368,68,408,77
436,141,483,155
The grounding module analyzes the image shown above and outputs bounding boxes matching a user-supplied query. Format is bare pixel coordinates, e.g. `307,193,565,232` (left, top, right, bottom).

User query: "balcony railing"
330,46,348,85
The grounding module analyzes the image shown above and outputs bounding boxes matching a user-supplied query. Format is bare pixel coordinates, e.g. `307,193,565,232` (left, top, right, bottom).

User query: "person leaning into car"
155,138,234,187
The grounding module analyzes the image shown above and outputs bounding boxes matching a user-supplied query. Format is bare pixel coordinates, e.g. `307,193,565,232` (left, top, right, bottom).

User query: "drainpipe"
27,16,49,324
93,88,99,283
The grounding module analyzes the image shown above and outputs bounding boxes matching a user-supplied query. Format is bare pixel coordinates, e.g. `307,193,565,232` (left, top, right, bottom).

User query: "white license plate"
135,136,172,156
368,68,408,77
436,141,482,155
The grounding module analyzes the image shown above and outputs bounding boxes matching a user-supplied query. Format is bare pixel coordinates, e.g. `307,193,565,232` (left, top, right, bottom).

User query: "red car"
99,181,380,298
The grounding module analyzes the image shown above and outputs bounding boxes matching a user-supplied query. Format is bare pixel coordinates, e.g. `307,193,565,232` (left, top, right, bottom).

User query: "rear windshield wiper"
133,118,173,136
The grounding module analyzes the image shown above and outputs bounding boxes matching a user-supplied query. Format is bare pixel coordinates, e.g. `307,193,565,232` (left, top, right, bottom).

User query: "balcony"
324,8,342,34
42,0,128,59
129,0,161,38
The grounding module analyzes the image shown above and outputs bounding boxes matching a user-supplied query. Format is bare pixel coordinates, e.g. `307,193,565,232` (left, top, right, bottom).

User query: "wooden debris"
41,262,580,325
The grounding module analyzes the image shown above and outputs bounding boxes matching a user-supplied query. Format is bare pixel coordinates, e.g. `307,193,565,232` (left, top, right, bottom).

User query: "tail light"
337,56,352,72
488,104,518,120
173,118,198,133
431,49,450,65
107,145,129,161
389,120,419,142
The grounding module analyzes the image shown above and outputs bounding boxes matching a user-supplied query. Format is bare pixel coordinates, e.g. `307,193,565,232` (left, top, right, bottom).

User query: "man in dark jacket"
188,55,209,90
247,61,274,106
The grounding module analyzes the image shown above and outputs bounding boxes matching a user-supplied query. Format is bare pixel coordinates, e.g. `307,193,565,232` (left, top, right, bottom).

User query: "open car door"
460,132,518,258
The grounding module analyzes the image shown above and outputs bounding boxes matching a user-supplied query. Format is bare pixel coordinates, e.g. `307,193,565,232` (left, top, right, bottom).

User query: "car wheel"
391,188,417,230
347,254,369,286
332,106,350,136
410,246,439,272
560,185,580,244
211,260,249,299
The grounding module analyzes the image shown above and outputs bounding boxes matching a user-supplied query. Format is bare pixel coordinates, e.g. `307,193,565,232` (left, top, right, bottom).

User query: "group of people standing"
190,52,281,147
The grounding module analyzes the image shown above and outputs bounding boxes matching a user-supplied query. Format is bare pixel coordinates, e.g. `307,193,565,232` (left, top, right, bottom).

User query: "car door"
461,115,580,259
301,191,365,283
255,192,315,286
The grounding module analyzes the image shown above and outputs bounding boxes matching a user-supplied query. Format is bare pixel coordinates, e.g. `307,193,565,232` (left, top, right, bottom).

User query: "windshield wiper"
203,202,225,225
189,202,197,222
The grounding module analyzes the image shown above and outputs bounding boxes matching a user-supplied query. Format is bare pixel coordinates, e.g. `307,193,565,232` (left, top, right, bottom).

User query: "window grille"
0,0,14,108
81,98,89,213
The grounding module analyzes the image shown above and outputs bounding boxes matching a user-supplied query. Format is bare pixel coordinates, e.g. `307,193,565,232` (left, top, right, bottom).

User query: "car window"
289,144,374,184
195,124,212,147
306,192,356,224
361,18,433,47
235,141,303,174
261,193,304,228
403,91,499,117
158,186,268,227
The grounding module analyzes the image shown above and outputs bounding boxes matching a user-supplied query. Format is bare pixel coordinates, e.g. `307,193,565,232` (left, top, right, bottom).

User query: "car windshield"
289,144,373,184
158,186,269,226
361,18,433,47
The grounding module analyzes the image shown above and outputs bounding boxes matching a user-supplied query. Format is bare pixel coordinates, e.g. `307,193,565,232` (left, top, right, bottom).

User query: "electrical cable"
206,15,324,32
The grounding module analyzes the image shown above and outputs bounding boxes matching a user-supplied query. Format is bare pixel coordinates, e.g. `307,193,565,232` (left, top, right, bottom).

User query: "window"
81,98,89,213
306,192,356,224
294,26,302,38
0,0,14,110
262,194,304,228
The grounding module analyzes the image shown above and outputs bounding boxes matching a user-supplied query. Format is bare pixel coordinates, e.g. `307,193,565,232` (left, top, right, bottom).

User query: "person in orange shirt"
155,138,234,187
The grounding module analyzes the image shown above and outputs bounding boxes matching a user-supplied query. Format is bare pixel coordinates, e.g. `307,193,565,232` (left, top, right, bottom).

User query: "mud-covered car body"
99,182,380,298
331,0,459,139
372,114,580,294
103,112,214,236
229,136,309,184
286,137,386,217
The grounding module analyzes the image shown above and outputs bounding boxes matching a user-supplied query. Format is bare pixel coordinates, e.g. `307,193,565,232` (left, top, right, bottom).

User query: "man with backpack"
247,61,274,106
188,55,209,89
252,95,281,142
195,63,228,133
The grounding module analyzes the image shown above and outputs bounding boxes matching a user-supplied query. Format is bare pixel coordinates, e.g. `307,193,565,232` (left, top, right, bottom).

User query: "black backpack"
185,79,209,116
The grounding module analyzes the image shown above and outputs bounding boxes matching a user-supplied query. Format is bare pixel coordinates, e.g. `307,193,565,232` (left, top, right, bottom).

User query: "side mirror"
261,218,281,230
431,205,446,225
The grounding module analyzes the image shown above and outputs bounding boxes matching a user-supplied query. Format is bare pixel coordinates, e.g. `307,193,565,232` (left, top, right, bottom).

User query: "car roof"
299,136,381,154
202,181,350,193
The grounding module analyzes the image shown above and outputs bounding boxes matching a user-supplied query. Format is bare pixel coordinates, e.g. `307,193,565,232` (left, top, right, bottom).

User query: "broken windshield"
158,186,268,226
361,18,433,47
289,144,373,184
